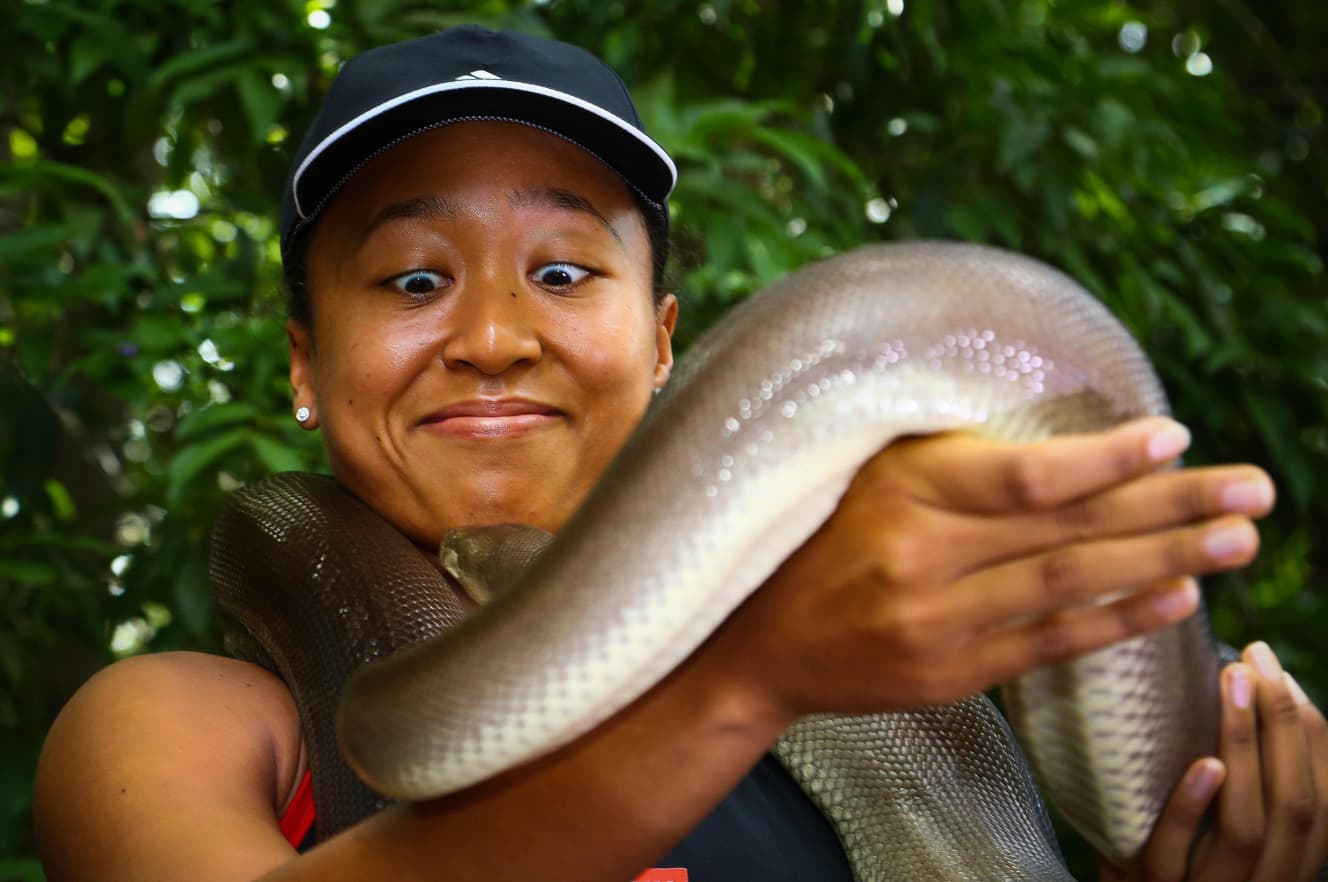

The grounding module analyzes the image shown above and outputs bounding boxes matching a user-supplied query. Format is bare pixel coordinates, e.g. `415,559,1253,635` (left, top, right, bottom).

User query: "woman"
34,25,1328,882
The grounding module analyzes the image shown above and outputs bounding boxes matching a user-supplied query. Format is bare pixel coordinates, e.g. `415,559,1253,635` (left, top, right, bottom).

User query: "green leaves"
2,0,1325,874
173,402,259,443
236,69,283,143
147,37,257,92
165,427,250,504
166,403,318,504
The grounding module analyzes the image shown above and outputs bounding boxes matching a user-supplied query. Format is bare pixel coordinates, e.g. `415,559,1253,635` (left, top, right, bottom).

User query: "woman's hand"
1100,643,1328,882
703,416,1276,723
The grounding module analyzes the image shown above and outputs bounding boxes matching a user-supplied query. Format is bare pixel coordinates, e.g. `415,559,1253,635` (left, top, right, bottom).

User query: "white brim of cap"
291,78,678,221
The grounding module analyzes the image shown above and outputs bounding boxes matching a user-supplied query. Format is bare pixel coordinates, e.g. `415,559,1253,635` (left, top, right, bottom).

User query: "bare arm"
35,652,308,882
38,418,1305,882
36,643,786,882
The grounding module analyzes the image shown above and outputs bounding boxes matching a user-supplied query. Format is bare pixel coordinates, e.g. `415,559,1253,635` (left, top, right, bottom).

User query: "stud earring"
295,406,311,423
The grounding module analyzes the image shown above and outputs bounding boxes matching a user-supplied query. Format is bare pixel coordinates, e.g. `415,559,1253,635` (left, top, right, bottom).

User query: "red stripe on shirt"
279,769,315,848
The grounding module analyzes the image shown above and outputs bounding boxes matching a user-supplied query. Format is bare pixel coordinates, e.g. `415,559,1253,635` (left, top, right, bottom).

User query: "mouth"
418,398,564,439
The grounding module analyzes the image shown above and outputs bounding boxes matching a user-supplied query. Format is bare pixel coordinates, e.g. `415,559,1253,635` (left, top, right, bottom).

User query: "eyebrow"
355,187,625,252
356,195,459,249
507,187,622,246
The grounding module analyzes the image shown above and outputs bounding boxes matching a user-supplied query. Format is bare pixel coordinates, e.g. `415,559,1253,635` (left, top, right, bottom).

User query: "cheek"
311,315,437,424
559,303,658,392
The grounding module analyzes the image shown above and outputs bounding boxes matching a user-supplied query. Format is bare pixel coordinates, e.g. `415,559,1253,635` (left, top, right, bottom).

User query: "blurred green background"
1,0,1323,878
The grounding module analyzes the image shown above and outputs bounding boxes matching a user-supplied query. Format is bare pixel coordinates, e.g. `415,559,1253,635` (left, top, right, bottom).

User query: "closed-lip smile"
419,398,563,438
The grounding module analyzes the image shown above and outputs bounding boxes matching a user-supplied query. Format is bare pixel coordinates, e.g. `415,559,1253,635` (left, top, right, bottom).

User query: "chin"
421,479,581,536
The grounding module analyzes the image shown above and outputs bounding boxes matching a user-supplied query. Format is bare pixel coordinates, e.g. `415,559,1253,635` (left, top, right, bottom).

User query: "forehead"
316,120,641,236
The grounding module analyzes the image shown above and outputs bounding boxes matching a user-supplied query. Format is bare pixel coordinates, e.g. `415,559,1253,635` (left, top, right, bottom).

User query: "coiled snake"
214,242,1240,879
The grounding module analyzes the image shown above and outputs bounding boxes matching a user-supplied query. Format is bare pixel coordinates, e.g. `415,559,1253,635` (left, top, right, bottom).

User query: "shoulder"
35,651,305,882
38,651,303,781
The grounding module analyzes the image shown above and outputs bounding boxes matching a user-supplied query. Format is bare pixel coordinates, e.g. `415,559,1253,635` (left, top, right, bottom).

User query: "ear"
652,293,678,391
286,319,320,429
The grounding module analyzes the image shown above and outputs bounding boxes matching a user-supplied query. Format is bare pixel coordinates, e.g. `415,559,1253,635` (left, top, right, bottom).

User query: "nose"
440,276,543,376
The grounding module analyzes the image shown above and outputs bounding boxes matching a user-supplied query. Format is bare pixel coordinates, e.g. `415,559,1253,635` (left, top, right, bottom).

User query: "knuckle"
1005,454,1054,510
1037,550,1082,598
1117,592,1161,635
1280,793,1318,837
878,599,939,654
1218,819,1264,858
1172,475,1210,522
1162,533,1193,575
1270,691,1305,730
868,530,930,586
1054,497,1104,539
1223,717,1258,751
1031,616,1078,666
1108,438,1139,481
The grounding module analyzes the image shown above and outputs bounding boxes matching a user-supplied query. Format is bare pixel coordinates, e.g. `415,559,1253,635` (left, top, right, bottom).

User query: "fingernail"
1248,641,1282,679
1219,478,1274,513
1228,666,1251,709
1148,422,1191,462
1286,672,1309,706
1188,759,1222,800
1204,522,1256,560
1154,579,1199,618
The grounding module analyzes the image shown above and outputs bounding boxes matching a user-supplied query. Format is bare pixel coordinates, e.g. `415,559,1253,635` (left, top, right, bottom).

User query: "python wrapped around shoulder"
214,241,1230,879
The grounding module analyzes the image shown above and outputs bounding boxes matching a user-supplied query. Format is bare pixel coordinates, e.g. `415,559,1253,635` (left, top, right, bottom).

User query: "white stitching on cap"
291,79,677,219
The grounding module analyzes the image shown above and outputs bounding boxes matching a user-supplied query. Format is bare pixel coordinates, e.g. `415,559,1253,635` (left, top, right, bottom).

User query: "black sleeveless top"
653,753,856,881
291,753,857,879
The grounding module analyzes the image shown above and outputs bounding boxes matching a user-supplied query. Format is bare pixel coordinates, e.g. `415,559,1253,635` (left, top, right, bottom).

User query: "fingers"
1288,674,1328,880
1196,662,1267,880
971,464,1274,562
1243,644,1317,882
929,464,1273,583
950,515,1257,632
1121,652,1328,882
965,578,1200,687
875,418,1272,586
888,416,1192,514
1135,757,1226,882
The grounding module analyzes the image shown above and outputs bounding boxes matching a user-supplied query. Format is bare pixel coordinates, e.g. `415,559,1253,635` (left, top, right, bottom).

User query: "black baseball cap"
279,25,677,262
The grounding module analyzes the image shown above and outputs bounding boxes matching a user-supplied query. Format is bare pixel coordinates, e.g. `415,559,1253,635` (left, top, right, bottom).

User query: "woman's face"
288,122,676,548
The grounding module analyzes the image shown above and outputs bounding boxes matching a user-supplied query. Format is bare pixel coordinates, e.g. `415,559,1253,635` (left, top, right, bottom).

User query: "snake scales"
212,241,1232,879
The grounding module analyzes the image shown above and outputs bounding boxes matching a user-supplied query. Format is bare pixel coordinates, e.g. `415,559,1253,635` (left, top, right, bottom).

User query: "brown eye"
388,270,447,298
531,262,590,289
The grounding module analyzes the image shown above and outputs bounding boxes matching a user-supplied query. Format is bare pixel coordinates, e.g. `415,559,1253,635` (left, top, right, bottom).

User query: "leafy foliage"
1,0,1323,875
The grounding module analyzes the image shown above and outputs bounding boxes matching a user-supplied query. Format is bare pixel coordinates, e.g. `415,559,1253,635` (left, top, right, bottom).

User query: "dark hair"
632,189,672,304
283,188,671,326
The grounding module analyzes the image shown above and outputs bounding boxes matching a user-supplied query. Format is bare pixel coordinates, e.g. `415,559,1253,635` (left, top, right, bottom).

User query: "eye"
387,269,448,298
530,262,591,290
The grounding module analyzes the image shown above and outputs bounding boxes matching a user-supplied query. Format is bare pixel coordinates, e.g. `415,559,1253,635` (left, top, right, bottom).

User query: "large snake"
213,242,1238,879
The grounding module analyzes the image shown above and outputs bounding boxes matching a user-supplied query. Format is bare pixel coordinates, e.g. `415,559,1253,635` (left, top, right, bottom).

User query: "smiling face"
287,122,676,548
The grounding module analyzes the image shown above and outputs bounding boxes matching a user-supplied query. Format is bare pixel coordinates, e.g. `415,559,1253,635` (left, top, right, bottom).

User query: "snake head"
439,524,556,605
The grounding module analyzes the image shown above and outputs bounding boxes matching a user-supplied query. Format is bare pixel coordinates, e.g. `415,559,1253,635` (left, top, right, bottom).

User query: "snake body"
213,242,1225,878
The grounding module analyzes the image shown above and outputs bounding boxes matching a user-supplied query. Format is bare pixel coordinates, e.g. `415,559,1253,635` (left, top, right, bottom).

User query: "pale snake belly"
213,241,1242,879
